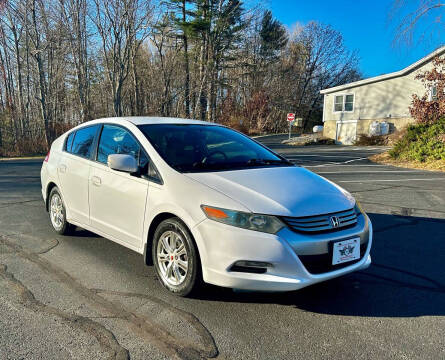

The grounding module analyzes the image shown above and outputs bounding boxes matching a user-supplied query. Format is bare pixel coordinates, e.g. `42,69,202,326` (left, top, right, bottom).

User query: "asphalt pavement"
0,136,444,360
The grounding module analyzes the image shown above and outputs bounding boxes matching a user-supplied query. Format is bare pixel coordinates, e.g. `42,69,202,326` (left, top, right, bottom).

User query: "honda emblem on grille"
330,216,340,228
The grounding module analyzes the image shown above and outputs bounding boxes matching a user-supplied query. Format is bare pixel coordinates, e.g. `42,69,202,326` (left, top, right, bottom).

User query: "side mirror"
107,154,138,173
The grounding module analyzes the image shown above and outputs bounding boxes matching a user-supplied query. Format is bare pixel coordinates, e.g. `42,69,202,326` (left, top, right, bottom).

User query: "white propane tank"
313,125,324,133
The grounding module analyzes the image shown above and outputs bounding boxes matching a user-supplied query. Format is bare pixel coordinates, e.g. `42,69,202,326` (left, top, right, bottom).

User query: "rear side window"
65,132,75,152
71,125,99,158
97,125,141,165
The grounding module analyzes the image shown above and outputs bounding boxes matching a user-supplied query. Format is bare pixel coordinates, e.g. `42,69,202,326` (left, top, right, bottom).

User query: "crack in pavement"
36,238,60,254
92,289,218,358
0,263,130,360
356,271,445,294
0,198,42,208
372,216,419,233
350,185,401,194
0,235,218,359
359,201,445,217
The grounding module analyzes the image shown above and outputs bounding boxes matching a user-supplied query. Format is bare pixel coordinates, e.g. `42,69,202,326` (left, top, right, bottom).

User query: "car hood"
185,166,355,217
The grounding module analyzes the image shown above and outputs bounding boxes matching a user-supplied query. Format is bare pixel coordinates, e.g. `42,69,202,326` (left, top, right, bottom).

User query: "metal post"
289,121,291,140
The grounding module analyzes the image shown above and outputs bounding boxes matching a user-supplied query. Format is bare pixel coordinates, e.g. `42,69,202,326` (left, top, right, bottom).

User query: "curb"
0,156,45,162
252,133,288,139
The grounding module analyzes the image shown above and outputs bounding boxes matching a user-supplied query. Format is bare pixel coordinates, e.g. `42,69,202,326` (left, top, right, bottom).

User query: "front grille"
281,208,358,233
298,242,368,274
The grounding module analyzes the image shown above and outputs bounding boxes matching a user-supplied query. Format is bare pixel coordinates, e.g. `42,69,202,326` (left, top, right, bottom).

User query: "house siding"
322,59,434,140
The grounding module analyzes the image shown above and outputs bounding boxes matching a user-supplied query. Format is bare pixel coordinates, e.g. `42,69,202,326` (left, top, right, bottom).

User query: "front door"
88,124,149,250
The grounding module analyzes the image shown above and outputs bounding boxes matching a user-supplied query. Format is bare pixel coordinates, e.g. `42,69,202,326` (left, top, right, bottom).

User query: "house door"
336,121,357,145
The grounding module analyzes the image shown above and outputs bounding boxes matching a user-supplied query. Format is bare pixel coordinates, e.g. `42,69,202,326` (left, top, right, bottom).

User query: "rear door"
88,124,149,250
57,125,100,225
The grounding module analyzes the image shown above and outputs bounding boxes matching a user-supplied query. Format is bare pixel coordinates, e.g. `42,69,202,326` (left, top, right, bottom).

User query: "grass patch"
370,152,445,172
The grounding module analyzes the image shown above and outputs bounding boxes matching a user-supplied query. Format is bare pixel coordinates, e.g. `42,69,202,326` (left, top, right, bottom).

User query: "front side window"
97,124,161,182
334,94,354,112
97,125,141,165
71,125,99,158
138,124,292,173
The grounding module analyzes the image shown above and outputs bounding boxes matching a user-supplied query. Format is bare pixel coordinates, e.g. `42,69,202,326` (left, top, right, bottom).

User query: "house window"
334,96,343,112
334,94,354,112
430,86,438,101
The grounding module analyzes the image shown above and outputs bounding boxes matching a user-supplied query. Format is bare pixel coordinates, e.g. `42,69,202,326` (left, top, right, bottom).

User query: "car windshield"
137,124,292,173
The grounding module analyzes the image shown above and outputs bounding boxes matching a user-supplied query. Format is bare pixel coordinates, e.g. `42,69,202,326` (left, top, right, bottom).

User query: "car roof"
91,116,216,126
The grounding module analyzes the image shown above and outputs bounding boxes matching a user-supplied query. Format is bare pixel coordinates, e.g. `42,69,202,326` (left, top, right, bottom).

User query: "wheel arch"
144,212,202,269
45,182,58,212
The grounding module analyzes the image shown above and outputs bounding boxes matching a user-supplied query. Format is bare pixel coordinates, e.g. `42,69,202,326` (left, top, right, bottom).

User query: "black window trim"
93,122,163,185
64,131,76,153
63,124,101,160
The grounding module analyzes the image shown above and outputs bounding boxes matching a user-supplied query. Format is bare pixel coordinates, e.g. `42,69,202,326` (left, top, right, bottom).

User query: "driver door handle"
91,176,102,186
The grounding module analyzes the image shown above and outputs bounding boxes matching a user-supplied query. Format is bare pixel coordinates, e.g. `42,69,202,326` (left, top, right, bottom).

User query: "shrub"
389,117,445,162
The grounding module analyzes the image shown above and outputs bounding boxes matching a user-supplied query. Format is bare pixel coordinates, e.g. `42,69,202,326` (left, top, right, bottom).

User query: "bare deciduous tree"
92,0,151,116
390,0,445,47
0,0,361,156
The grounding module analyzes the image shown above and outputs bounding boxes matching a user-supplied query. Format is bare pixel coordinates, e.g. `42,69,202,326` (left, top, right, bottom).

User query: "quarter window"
334,94,354,112
65,131,75,152
71,125,99,158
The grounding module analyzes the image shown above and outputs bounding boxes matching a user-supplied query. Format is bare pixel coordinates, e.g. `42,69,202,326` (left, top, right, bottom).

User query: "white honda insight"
41,117,372,296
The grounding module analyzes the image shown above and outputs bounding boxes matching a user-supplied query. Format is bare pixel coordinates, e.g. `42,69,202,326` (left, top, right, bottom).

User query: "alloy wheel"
156,230,189,286
50,193,64,230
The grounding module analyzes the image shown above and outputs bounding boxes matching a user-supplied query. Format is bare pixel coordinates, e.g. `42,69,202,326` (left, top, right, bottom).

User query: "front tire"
48,187,73,235
152,218,201,297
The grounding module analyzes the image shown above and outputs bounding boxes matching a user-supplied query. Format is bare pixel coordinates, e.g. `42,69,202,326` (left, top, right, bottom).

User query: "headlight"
201,205,285,234
354,200,365,216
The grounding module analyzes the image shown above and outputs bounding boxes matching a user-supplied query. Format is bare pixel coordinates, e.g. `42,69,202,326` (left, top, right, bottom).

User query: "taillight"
44,150,50,162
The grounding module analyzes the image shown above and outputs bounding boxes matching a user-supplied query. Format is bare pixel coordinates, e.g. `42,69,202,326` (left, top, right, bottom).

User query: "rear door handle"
91,176,102,186
58,164,67,173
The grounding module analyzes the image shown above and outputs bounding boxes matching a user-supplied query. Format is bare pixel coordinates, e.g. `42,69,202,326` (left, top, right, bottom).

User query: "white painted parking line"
304,164,388,168
316,170,424,174
294,157,369,166
286,154,368,158
285,147,389,152
339,178,445,183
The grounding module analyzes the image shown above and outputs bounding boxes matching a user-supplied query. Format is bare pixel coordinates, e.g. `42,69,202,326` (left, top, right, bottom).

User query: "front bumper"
193,214,372,291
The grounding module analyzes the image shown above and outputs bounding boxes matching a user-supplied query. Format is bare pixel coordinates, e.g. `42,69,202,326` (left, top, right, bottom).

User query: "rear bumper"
193,214,372,292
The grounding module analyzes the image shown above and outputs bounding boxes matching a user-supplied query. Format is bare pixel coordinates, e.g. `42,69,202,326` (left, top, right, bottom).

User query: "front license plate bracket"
330,237,360,265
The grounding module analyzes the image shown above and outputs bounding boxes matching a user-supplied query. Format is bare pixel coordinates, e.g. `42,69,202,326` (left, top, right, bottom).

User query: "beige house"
320,46,445,144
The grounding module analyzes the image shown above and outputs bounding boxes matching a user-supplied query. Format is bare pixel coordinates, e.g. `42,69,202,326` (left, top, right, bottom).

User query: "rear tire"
152,217,201,297
48,187,74,235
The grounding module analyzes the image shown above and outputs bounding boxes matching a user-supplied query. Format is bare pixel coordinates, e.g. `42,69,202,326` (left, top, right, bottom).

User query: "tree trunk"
31,0,51,147
182,0,190,118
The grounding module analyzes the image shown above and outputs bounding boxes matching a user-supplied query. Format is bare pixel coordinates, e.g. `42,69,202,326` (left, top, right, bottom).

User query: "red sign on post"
287,113,295,122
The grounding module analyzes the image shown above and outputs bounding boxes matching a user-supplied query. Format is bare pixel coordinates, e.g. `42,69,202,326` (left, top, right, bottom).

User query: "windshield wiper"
190,161,236,170
177,158,292,172
246,158,291,166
